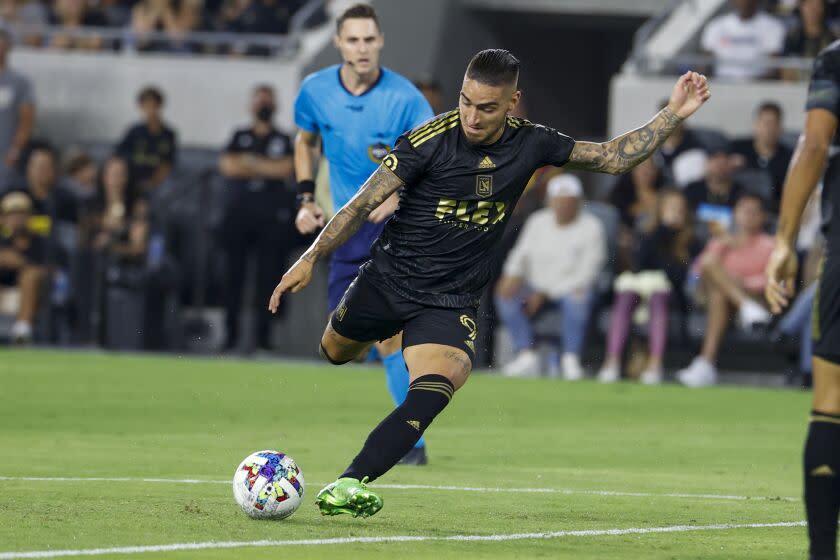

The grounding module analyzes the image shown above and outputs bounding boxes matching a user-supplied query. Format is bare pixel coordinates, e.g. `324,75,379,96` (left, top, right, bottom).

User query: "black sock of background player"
805,411,840,560
341,375,454,482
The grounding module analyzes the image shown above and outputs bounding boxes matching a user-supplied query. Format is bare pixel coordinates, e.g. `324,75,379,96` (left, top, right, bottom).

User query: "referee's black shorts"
813,255,840,365
329,264,478,363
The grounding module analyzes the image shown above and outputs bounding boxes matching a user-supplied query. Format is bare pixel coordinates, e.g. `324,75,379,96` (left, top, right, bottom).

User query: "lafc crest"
476,175,493,198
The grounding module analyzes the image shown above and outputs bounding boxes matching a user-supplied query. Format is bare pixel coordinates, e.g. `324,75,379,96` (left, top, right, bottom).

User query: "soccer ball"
232,450,305,519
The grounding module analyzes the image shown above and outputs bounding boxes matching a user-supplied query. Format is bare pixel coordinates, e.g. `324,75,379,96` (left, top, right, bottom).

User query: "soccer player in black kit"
767,40,840,560
268,49,710,518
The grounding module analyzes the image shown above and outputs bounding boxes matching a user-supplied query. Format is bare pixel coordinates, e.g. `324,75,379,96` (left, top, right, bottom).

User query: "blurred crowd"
493,94,820,387
0,0,828,388
0,0,325,55
698,0,840,80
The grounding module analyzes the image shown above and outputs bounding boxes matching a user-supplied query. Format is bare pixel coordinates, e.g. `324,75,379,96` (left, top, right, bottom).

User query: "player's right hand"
765,241,799,315
268,258,314,313
295,202,325,234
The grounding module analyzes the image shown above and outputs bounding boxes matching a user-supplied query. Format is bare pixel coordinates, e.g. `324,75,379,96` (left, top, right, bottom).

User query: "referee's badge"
368,142,391,163
476,175,493,198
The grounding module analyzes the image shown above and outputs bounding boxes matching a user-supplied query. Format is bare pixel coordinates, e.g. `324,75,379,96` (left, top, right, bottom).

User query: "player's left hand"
765,240,799,315
368,192,400,224
668,71,711,120
268,257,314,313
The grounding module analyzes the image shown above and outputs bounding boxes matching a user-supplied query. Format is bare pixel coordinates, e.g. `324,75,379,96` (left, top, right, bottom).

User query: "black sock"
805,410,840,560
341,374,454,482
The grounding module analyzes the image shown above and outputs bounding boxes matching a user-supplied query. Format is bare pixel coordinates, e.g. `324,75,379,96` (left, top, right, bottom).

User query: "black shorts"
814,255,840,364
329,265,478,362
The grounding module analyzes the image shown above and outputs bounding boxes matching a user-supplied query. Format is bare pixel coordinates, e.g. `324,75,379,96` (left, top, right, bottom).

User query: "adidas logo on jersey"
406,420,421,431
478,156,495,169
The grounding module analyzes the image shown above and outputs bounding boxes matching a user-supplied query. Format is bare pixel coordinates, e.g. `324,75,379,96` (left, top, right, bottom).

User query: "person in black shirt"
115,86,177,193
219,84,295,352
268,49,710,517
0,191,47,343
766,39,840,560
731,101,793,210
684,144,745,237
11,146,78,236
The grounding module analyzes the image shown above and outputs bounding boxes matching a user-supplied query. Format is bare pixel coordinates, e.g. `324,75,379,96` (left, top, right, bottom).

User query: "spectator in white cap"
494,174,606,379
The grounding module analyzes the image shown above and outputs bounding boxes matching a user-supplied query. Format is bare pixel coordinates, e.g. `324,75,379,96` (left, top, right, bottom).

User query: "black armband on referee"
297,179,315,195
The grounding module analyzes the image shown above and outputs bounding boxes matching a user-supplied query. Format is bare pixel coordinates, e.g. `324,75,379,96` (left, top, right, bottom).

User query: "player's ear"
508,90,522,113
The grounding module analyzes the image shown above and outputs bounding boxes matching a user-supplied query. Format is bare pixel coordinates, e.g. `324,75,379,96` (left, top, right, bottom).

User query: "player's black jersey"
367,109,576,308
807,39,840,254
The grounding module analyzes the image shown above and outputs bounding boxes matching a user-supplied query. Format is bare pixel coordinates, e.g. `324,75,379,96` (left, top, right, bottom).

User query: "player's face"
459,78,521,145
335,18,383,76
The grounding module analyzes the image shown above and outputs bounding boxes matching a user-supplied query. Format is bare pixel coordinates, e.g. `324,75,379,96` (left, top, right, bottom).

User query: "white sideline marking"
0,521,806,559
0,476,798,502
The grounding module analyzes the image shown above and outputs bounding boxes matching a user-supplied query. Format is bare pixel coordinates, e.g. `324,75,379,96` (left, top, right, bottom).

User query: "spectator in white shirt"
701,0,786,80
494,175,606,380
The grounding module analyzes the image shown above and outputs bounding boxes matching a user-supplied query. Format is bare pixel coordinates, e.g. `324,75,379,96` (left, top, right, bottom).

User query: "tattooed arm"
268,165,404,311
303,165,404,263
567,71,710,175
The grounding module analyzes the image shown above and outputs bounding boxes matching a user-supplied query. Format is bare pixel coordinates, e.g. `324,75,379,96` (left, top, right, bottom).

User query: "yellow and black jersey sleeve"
531,121,576,168
383,110,459,185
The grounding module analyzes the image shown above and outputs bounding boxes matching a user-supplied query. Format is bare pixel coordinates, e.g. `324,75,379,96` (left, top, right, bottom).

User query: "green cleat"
315,476,383,518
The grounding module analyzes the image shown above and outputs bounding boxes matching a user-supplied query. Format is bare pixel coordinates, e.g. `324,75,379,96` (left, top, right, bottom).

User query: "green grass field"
0,349,813,559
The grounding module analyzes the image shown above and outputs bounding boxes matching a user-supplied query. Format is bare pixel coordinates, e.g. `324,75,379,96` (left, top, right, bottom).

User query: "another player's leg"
805,357,840,560
376,333,428,464
317,343,471,518
805,258,840,560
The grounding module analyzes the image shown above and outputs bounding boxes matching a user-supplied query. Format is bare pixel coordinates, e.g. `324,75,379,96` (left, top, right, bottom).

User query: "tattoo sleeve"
566,107,683,175
302,165,405,263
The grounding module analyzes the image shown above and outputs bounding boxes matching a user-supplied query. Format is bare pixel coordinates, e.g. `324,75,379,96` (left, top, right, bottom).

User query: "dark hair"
337,3,380,33
755,100,782,120
465,49,520,87
137,86,164,106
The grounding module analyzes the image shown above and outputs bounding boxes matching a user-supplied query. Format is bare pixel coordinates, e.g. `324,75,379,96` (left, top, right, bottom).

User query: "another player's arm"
566,71,710,175
294,129,326,233
268,165,404,311
766,108,837,313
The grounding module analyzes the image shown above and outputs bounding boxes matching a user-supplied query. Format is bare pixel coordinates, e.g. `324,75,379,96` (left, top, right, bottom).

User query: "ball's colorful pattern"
232,450,304,519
